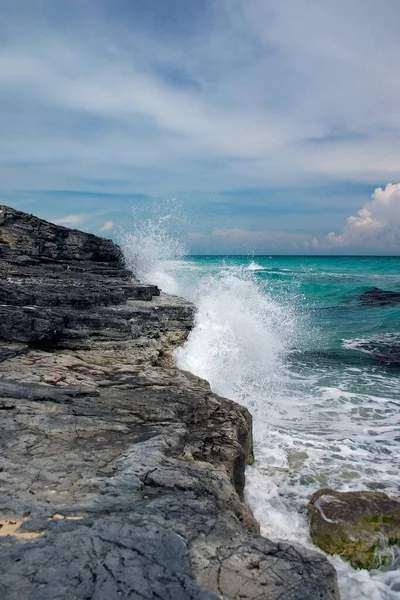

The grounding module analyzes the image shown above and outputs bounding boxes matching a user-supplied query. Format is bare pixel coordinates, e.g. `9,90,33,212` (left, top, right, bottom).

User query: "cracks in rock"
141,468,158,488
0,207,339,600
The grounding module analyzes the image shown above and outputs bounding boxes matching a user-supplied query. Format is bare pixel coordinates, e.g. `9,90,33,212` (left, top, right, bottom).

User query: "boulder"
308,488,400,569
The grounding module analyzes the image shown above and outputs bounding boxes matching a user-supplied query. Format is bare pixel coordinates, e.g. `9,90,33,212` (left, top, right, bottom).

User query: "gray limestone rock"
0,206,339,599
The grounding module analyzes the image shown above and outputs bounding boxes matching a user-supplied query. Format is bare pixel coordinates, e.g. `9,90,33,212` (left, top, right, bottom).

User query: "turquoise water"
188,254,400,343
122,233,400,600
176,256,400,600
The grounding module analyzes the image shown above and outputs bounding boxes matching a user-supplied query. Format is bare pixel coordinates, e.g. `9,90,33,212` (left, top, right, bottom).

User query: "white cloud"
1,1,400,255
327,183,400,250
53,214,86,226
99,220,114,231
213,228,310,250
0,0,399,196
206,184,400,253
184,232,209,243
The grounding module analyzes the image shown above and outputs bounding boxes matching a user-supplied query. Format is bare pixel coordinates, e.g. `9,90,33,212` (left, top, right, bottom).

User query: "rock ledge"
0,206,339,599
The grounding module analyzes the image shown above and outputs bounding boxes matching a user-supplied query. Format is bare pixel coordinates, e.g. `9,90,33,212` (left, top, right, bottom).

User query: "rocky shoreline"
0,206,339,599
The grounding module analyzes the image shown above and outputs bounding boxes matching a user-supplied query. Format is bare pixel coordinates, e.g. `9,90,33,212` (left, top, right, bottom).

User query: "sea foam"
121,219,400,600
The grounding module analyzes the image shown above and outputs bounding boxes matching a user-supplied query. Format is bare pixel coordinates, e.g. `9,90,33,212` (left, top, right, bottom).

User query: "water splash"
119,210,186,295
175,266,294,411
174,260,400,600
119,223,400,600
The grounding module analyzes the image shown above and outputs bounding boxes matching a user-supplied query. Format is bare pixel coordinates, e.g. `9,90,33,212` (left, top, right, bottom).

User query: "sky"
1,0,400,254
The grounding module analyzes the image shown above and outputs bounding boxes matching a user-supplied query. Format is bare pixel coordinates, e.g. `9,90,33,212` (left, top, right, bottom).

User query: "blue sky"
1,0,400,253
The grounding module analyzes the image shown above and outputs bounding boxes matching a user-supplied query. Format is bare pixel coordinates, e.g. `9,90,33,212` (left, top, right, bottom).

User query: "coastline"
0,206,339,599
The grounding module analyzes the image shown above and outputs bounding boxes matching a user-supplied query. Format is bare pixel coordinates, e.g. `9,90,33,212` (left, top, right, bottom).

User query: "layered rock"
308,488,400,569
0,206,339,599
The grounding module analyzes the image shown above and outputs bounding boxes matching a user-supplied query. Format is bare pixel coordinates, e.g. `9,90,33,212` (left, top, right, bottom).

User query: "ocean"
122,229,400,600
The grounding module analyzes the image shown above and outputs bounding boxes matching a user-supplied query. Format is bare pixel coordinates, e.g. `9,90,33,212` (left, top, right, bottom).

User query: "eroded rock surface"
0,206,339,599
308,488,400,569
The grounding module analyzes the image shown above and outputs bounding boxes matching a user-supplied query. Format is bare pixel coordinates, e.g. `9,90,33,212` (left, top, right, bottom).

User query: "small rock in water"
358,287,400,306
308,488,400,569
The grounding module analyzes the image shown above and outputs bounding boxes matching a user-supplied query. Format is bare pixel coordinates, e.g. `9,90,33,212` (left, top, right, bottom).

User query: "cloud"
0,0,400,198
184,232,209,243
53,214,86,226
187,184,400,253
326,183,400,250
99,220,114,231
1,1,400,253
212,228,310,251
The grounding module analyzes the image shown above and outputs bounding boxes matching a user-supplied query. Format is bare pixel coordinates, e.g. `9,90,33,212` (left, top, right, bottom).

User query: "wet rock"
308,488,400,569
358,287,400,306
0,206,339,599
372,351,400,366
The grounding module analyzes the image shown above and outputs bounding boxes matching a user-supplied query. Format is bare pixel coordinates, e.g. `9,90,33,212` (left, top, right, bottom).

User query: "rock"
308,488,400,569
372,351,400,366
0,205,122,263
0,206,339,599
358,287,400,306
0,343,28,364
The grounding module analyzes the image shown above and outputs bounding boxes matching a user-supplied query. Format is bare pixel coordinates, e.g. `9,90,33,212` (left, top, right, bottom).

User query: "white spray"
121,216,400,600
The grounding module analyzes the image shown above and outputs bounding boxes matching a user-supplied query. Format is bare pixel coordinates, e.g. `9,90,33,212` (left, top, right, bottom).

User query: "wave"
120,216,400,600
246,260,266,271
344,332,400,351
343,333,400,366
175,266,294,409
